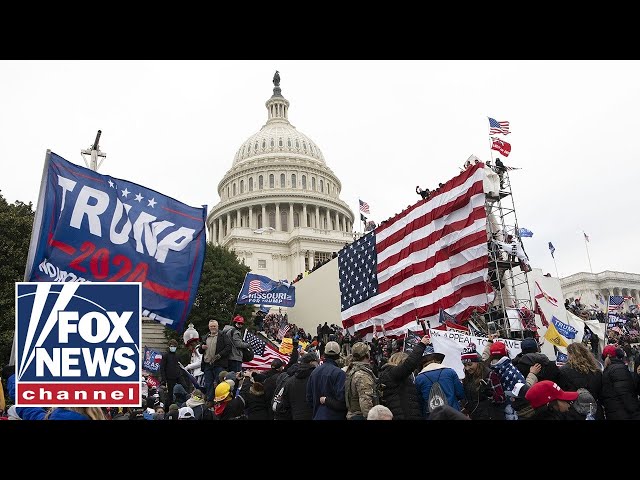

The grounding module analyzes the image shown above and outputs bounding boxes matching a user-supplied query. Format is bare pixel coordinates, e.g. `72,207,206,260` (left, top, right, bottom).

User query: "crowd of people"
4,306,640,421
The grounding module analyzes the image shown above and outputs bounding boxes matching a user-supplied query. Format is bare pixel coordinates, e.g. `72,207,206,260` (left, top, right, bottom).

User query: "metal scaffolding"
481,166,534,339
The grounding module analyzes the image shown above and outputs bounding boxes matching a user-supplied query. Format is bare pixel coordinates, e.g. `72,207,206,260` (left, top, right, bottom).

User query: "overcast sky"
1,60,637,279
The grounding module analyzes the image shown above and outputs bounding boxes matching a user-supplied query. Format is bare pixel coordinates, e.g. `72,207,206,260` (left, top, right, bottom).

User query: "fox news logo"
15,282,142,407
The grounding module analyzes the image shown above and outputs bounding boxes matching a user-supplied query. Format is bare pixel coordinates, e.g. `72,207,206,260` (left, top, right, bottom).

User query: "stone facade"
560,270,640,308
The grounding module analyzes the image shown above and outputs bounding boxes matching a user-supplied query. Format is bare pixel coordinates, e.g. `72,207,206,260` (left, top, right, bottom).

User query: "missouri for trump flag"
338,162,489,337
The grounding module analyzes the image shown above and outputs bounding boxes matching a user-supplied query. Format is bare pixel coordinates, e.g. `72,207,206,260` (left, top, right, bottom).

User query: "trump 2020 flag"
237,272,295,307
24,151,207,333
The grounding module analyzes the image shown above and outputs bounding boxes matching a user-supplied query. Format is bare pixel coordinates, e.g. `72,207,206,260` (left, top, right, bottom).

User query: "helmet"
351,342,370,360
214,382,231,402
233,315,245,325
324,341,341,356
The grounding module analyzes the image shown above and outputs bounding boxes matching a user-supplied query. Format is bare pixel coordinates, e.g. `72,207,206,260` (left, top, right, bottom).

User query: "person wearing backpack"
415,343,464,419
345,342,378,420
221,316,251,374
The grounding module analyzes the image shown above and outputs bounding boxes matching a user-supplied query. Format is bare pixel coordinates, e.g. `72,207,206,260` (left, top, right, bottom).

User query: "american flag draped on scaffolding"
338,162,490,337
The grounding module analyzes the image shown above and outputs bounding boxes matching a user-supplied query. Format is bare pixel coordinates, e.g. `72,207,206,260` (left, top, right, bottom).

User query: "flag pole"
552,256,560,278
583,232,593,273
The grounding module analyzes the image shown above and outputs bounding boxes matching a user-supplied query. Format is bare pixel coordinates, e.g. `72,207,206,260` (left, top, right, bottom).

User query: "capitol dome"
207,72,355,283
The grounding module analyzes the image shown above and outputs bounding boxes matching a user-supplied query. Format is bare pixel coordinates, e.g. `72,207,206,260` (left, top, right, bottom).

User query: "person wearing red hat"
221,315,251,374
600,344,640,420
524,380,579,420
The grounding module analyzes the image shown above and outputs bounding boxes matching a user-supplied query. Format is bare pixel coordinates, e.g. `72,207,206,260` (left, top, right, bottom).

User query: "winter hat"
489,341,507,357
178,406,195,419
525,380,578,409
300,352,319,364
520,338,538,354
168,403,179,412
270,358,284,370
233,315,245,325
460,343,481,363
224,371,237,381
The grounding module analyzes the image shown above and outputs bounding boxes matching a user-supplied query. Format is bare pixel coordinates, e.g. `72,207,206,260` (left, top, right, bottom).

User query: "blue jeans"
228,360,243,375
203,364,225,402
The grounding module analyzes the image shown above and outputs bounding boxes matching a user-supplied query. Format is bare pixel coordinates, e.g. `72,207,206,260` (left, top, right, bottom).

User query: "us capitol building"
207,72,355,282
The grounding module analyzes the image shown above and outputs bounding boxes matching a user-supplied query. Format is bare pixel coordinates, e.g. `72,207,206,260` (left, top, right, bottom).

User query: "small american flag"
608,295,624,312
248,279,270,293
243,331,290,370
359,199,370,214
488,117,510,135
277,323,292,340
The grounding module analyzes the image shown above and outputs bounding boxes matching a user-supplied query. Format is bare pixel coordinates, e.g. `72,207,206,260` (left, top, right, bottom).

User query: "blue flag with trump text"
23,151,207,333
237,272,295,307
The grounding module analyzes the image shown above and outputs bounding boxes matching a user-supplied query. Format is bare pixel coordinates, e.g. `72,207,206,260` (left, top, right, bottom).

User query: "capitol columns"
275,203,281,231
236,209,241,229
211,221,217,246
249,206,253,229
302,203,308,227
289,203,294,231
335,211,340,232
261,204,266,229
315,206,320,229
226,212,231,235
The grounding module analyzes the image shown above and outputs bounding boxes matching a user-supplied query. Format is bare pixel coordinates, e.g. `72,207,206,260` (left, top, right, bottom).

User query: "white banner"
428,329,522,378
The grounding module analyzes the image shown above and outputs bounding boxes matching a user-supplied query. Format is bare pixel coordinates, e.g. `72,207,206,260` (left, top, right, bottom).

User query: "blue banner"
518,228,533,238
24,151,206,332
143,347,163,372
237,273,295,307
551,316,577,339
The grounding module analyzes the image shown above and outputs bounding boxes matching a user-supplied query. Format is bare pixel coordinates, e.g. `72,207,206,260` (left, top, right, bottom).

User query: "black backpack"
423,370,449,413
271,372,293,418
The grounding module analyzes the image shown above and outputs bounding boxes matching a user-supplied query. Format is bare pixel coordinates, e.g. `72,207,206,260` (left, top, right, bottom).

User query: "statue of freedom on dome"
273,70,280,87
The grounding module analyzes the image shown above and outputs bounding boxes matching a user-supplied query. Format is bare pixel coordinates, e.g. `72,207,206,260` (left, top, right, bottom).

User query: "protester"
367,404,393,420
460,343,506,420
198,319,231,403
345,342,379,420
524,380,579,420
415,344,465,418
600,345,640,420
556,342,604,420
306,341,347,420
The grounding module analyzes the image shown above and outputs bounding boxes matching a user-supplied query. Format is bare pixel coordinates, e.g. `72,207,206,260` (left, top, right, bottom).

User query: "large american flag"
608,295,625,313
242,330,290,371
488,117,510,135
359,199,370,214
339,162,489,337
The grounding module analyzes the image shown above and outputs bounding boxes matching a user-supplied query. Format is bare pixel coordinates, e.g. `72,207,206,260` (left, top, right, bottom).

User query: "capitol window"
262,140,266,149
269,212,276,228
270,139,274,147
302,175,306,189
303,142,307,151
288,138,291,147
320,179,324,193
279,138,283,147
255,141,258,151
280,173,285,187
312,177,316,191
258,259,266,269
233,183,236,196
240,180,244,194
249,177,253,191
259,175,264,190
296,139,299,148
227,186,230,198
269,174,275,188
291,174,296,188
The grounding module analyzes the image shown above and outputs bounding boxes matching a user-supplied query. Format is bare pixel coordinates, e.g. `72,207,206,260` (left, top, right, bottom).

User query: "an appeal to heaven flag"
24,151,207,332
